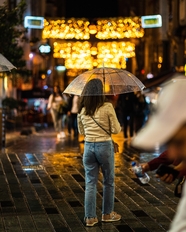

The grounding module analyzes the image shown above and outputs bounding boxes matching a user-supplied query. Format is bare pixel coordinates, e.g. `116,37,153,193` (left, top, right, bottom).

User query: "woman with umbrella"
77,78,121,227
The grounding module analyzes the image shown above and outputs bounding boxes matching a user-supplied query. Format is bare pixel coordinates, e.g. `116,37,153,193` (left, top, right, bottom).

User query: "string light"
43,17,144,40
96,17,144,39
53,41,135,69
43,18,90,40
42,17,144,71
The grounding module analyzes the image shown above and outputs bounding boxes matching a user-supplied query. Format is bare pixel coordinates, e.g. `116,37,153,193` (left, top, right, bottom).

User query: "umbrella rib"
117,70,145,91
104,68,116,94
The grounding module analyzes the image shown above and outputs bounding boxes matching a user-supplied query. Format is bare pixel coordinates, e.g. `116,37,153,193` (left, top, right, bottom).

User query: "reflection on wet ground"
0,129,179,231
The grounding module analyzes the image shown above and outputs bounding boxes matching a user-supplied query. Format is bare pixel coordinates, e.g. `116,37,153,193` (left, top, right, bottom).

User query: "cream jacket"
77,102,121,142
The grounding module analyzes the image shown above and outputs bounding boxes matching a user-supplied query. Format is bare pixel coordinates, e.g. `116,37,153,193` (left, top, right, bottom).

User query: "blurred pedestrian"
47,85,66,139
132,79,186,232
78,79,121,227
61,93,70,133
134,91,148,132
67,95,79,138
117,92,136,139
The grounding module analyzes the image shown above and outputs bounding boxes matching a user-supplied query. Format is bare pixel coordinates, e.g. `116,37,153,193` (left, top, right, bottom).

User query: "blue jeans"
83,140,115,218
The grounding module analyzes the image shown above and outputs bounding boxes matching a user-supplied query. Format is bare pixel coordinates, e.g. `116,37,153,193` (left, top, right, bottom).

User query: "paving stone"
0,129,180,231
3,216,21,231
18,215,36,230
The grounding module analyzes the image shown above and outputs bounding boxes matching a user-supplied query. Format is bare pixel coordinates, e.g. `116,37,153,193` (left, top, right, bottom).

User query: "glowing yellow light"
158,56,163,63
53,41,135,69
42,17,144,40
4,75,8,90
89,25,97,34
158,64,161,69
41,74,46,79
104,83,110,93
90,47,97,55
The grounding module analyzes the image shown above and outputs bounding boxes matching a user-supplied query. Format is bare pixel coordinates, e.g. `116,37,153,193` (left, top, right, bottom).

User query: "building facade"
1,0,186,95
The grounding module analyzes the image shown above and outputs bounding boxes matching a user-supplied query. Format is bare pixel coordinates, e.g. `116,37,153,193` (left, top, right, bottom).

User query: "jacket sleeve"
148,150,173,171
108,103,121,134
77,114,85,135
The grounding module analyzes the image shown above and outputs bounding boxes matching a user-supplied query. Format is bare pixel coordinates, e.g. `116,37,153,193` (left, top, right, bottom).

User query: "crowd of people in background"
116,91,149,139
46,85,150,141
47,85,79,139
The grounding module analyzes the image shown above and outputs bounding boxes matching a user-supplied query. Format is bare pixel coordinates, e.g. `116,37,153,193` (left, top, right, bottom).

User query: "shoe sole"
102,218,121,222
85,221,98,227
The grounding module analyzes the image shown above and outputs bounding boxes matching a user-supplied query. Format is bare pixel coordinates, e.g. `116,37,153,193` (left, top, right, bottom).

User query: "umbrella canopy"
0,54,16,72
63,67,145,96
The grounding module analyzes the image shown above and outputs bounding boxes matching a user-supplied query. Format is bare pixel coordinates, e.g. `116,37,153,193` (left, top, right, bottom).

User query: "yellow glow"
158,64,161,69
54,41,93,69
90,47,97,55
4,75,8,90
43,18,90,40
53,41,135,69
42,17,144,40
104,83,110,93
41,74,46,79
96,17,144,39
89,25,97,34
43,17,142,71
158,56,163,63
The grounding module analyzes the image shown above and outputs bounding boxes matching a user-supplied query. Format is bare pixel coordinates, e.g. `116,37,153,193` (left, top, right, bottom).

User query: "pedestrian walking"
134,91,148,132
117,92,136,139
47,85,66,139
77,78,121,227
67,95,79,138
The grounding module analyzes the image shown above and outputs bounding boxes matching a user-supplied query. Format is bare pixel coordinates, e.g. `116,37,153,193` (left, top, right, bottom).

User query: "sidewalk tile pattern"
0,131,180,231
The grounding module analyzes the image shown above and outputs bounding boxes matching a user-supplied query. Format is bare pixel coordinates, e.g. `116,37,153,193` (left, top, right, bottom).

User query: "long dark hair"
78,79,105,116
53,85,62,97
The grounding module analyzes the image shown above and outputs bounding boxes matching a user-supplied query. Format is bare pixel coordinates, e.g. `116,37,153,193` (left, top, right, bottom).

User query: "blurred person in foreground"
77,79,121,227
132,78,186,232
141,149,186,197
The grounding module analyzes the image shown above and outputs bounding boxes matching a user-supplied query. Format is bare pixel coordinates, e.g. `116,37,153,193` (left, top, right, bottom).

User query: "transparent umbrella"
63,67,145,96
0,54,16,72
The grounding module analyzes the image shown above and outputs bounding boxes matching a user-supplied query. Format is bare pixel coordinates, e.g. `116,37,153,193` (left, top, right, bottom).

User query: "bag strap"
91,116,111,136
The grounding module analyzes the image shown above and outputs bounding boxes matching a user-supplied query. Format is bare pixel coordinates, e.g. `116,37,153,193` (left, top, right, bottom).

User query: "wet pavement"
0,128,179,231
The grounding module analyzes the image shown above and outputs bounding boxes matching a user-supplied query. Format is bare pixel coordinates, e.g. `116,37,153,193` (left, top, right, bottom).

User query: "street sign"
24,16,44,29
39,44,51,53
141,15,162,28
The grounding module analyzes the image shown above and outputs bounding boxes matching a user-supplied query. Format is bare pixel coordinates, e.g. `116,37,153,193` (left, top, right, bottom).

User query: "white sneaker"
60,131,66,138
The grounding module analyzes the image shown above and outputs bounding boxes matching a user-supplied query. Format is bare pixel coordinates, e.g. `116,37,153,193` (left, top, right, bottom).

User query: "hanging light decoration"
43,17,144,40
53,41,135,69
43,18,90,40
42,17,144,71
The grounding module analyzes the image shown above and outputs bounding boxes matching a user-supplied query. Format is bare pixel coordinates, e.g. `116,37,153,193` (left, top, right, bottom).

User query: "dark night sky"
65,0,118,18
